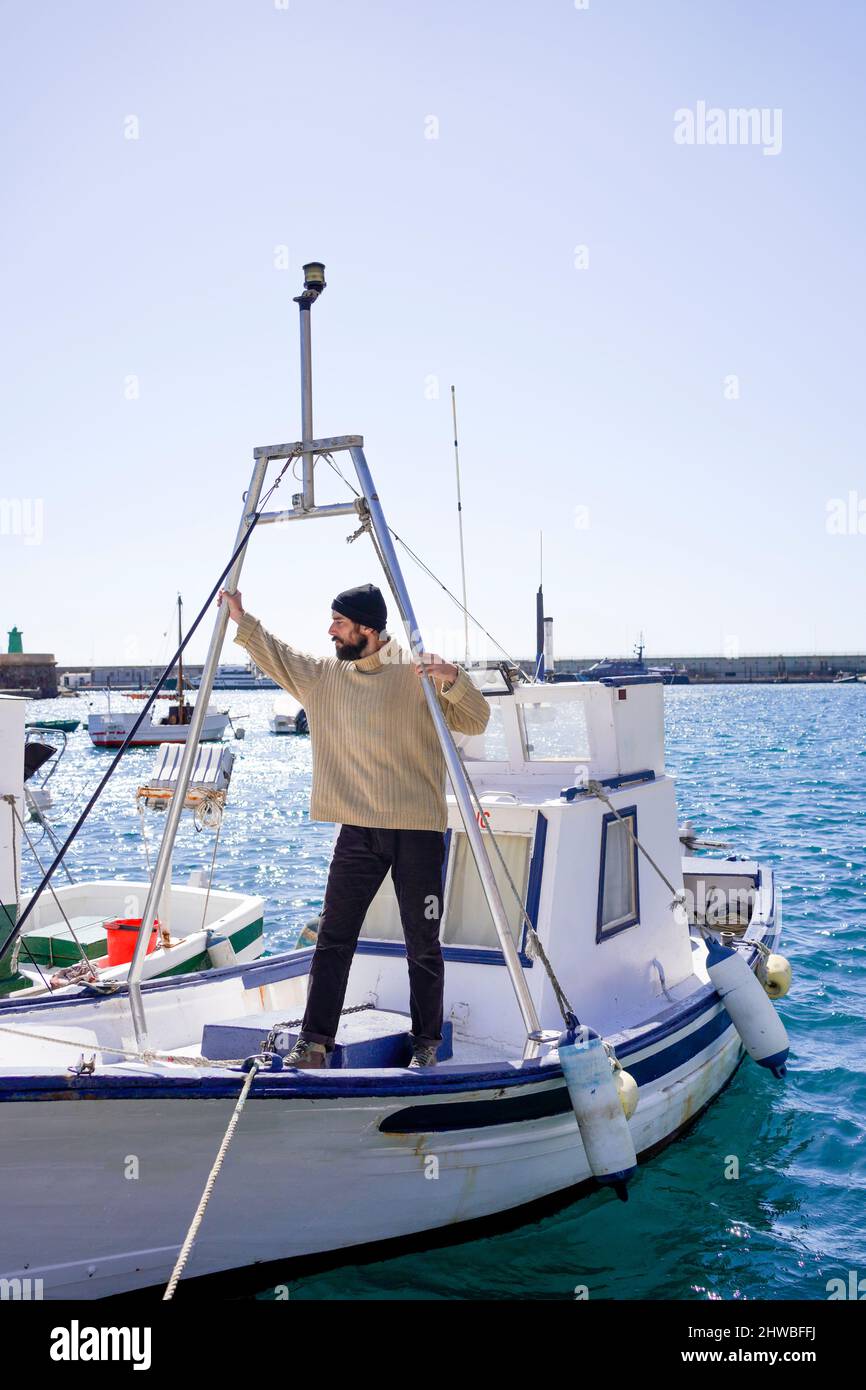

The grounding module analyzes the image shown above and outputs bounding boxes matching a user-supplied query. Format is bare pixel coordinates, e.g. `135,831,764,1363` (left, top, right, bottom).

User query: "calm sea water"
21,684,866,1300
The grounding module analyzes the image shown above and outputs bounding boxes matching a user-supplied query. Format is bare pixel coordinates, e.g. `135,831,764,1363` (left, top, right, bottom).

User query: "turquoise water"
20,685,866,1300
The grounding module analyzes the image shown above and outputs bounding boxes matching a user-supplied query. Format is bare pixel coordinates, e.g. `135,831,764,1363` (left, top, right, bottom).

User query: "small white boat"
269,695,308,735
88,597,231,747
11,878,265,996
6,740,265,998
88,701,230,748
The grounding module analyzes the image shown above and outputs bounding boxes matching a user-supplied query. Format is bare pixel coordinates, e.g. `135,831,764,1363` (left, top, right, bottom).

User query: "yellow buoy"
758,952,792,1000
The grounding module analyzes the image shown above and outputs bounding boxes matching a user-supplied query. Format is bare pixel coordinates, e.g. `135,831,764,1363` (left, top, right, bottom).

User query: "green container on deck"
24,919,109,965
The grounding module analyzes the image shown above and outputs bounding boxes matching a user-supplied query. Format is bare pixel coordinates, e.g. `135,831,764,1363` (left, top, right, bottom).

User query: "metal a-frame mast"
127,264,543,1058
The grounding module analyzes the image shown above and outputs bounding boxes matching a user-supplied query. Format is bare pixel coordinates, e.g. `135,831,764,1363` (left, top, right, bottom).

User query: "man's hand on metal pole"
217,589,245,624
413,652,457,684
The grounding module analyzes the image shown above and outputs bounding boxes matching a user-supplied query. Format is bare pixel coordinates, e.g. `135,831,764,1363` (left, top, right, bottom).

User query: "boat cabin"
160,702,193,726
350,674,695,1046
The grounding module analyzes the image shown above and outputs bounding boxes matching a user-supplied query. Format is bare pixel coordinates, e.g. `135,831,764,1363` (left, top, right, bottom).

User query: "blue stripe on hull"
0,890,775,1106
0,1008,739,1104
621,1005,735,1086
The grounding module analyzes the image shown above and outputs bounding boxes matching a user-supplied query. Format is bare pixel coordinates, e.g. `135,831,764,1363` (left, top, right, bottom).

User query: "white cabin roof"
455,677,666,794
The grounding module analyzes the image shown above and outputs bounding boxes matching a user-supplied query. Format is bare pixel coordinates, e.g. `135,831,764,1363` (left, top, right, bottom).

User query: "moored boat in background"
269,693,309,735
88,597,231,747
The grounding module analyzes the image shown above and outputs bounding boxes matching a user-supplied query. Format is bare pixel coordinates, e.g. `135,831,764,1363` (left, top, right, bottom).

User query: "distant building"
0,626,57,698
58,670,91,690
58,664,206,690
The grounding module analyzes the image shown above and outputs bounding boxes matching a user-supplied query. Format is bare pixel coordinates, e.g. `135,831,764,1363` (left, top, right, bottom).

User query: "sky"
2,0,864,668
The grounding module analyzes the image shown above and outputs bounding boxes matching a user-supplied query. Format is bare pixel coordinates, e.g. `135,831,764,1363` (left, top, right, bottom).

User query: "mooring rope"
163,1061,259,1300
0,1020,222,1066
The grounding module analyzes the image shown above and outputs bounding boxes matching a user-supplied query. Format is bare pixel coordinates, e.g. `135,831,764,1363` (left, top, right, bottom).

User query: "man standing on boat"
217,583,490,1069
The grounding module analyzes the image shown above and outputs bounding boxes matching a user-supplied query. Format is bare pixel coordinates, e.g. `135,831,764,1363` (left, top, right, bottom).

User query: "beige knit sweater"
233,611,490,831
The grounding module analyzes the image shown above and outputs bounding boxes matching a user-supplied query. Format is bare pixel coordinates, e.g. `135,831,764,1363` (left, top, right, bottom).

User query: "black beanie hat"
332,583,388,633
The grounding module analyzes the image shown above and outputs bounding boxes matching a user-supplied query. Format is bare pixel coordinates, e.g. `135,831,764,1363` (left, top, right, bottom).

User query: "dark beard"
334,637,368,662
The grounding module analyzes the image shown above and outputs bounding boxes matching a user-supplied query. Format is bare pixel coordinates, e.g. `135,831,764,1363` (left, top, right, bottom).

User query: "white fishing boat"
269,694,309,735
5,740,265,999
12,878,265,994
0,265,791,1301
87,702,230,748
88,597,231,747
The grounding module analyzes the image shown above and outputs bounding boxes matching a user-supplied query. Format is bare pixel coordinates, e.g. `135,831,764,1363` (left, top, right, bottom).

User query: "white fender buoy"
614,1064,639,1120
705,937,789,1077
206,935,237,969
757,952,792,1000
558,1031,637,1200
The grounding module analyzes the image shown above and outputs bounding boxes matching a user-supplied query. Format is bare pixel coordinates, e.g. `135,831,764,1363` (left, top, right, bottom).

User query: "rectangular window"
359,830,530,952
518,698,590,761
459,701,509,760
596,807,639,941
443,832,530,949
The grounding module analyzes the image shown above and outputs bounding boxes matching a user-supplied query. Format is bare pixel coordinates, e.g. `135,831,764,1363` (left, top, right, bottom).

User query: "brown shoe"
408,1044,438,1069
285,1039,328,1069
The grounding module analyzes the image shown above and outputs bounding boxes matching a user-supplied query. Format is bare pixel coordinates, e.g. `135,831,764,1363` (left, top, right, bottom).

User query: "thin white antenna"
451,385,470,664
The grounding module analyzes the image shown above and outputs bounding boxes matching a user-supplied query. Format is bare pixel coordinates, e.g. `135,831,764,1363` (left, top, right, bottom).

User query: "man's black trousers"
299,824,446,1052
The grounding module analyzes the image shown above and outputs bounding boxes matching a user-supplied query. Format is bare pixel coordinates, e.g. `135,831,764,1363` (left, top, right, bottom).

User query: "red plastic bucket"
105,918,160,967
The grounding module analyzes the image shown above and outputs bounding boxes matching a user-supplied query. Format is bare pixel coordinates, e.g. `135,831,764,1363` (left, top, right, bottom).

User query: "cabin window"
459,701,508,760
518,699,590,761
442,831,530,949
596,806,640,941
358,829,531,952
